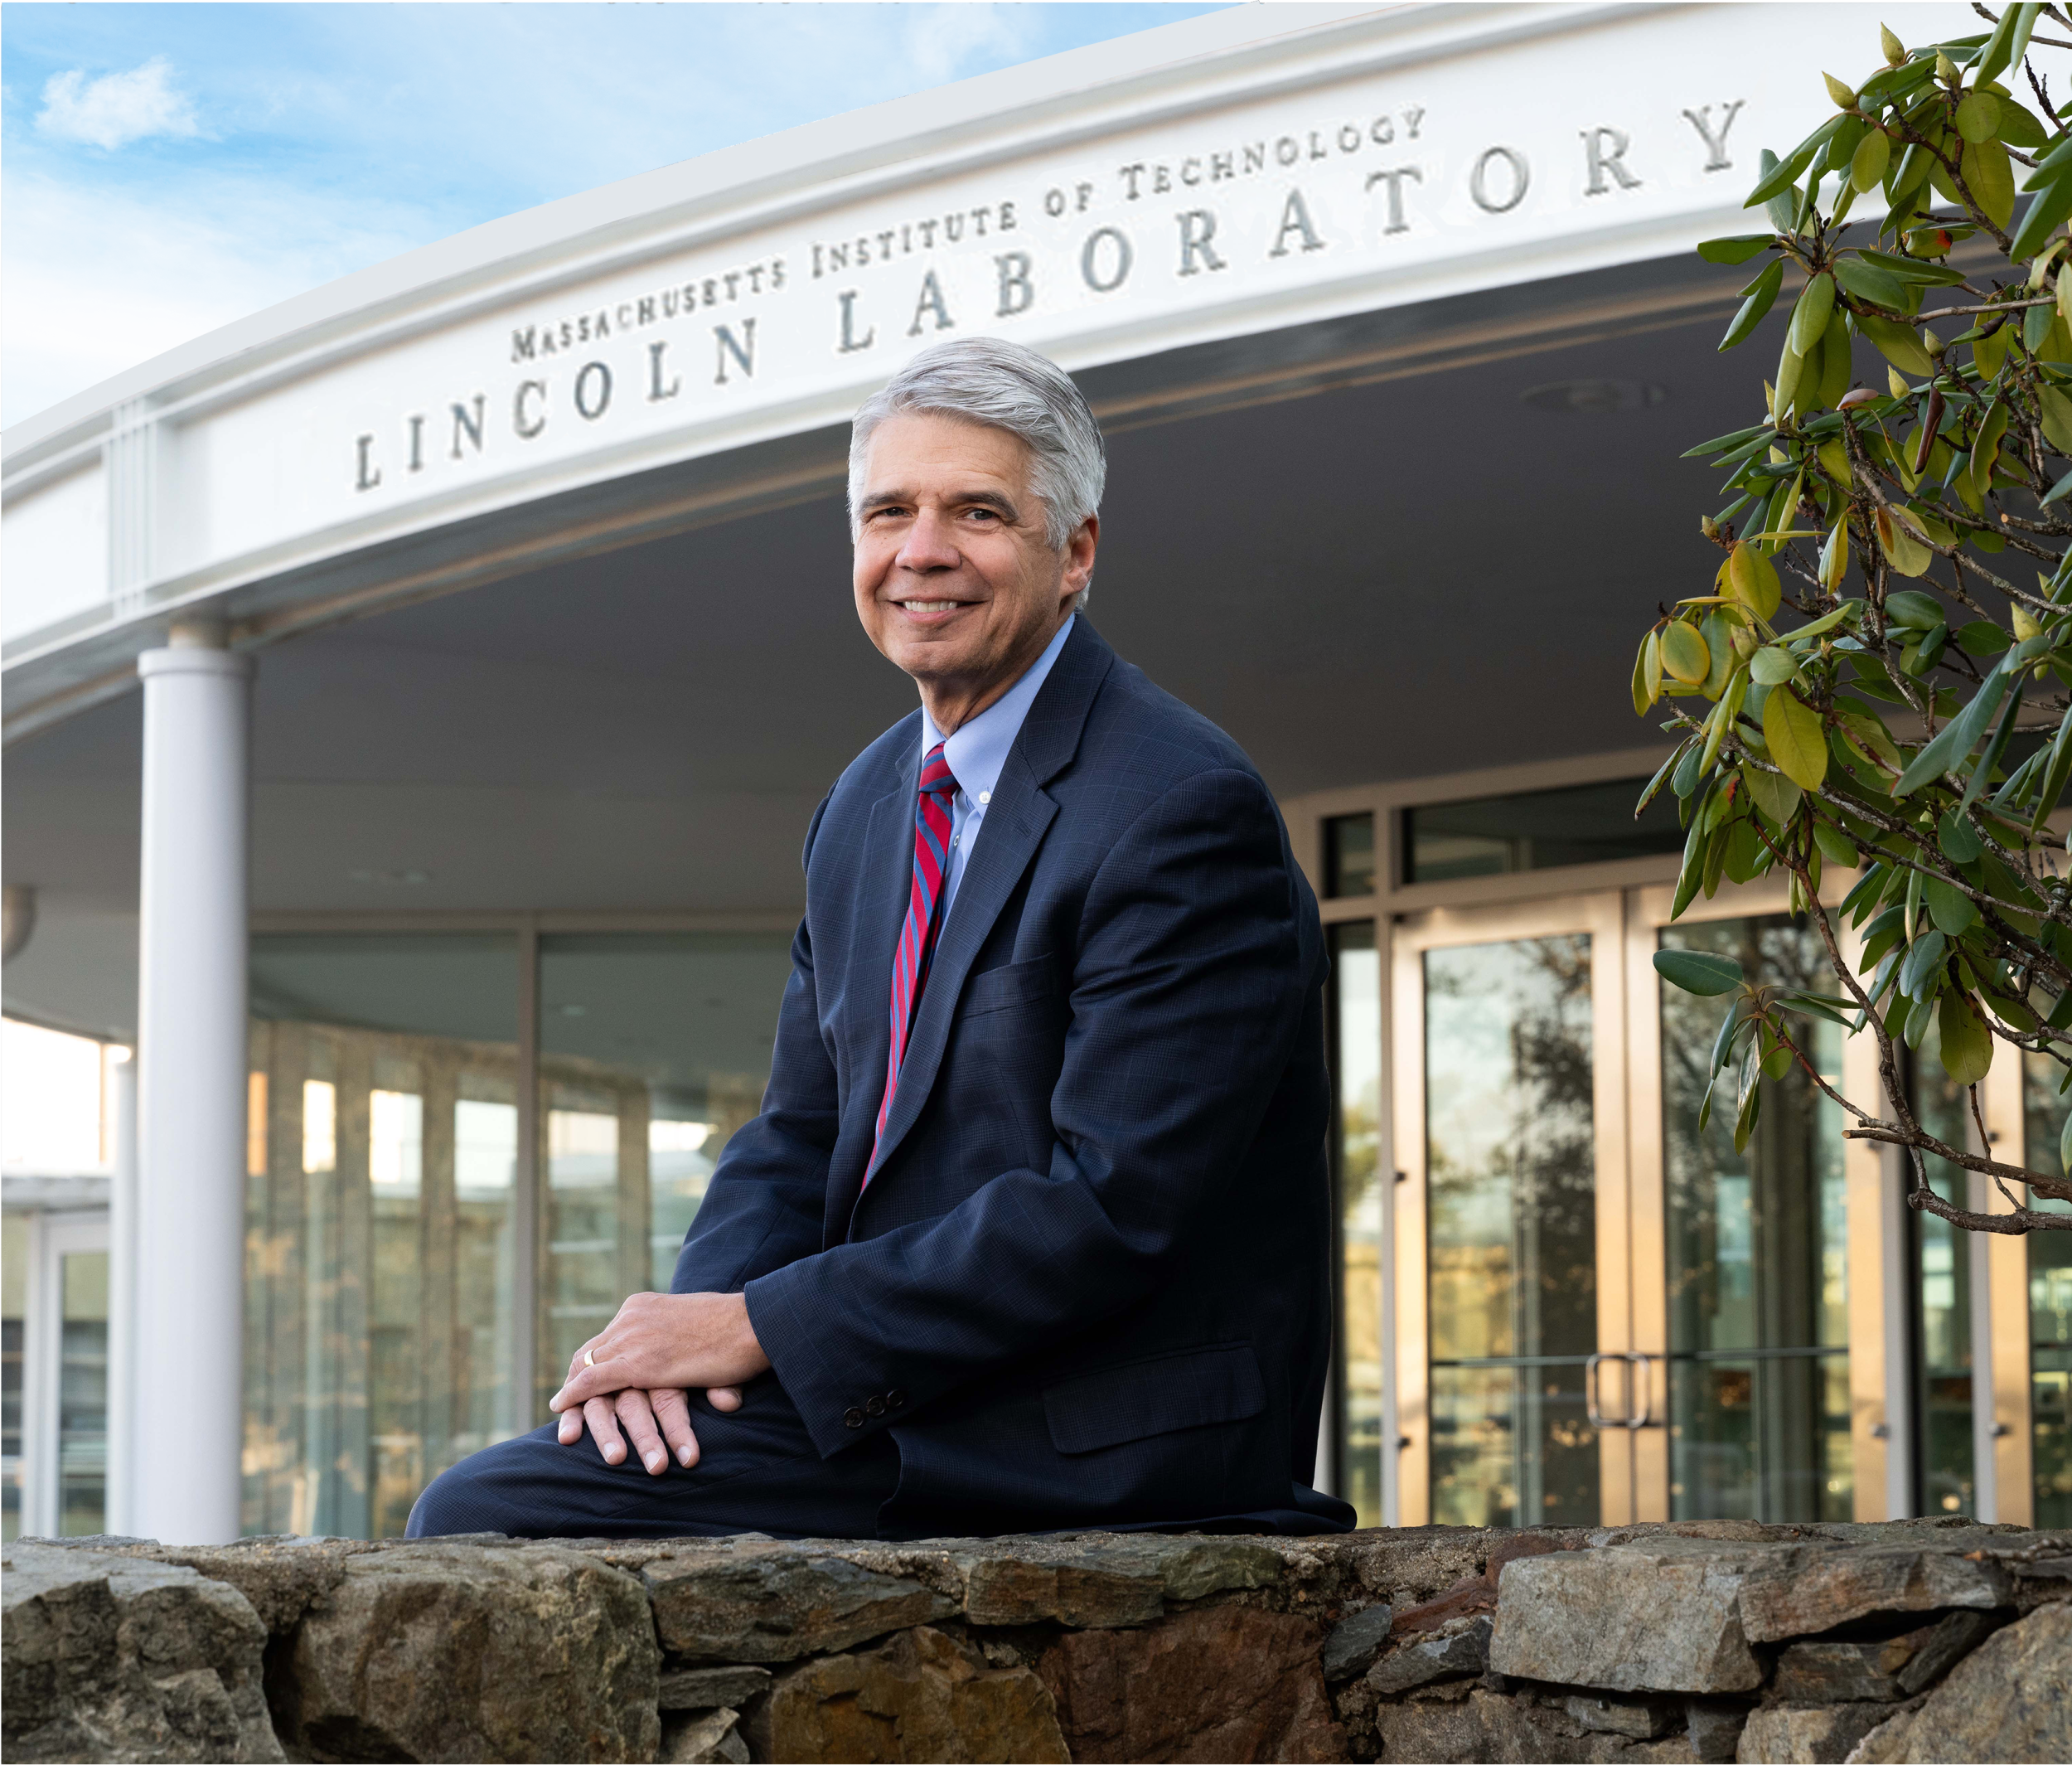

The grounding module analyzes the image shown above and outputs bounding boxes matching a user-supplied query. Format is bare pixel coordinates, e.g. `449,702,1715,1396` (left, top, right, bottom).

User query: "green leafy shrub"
1641,4,2072,1235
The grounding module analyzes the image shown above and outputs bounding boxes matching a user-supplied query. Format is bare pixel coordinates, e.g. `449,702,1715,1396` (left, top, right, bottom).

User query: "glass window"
2021,1051,2072,1525
1328,922,1382,1526
535,933,794,1409
58,1249,107,1537
2,1213,24,1542
1324,814,1375,899
1910,1030,1975,1515
245,933,520,1538
1404,778,1682,885
1660,917,1850,1522
240,929,793,1537
1425,934,1598,1527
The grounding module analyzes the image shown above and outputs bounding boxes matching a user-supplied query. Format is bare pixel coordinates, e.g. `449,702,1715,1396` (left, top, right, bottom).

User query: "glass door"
1627,884,1886,1522
1392,894,1639,1526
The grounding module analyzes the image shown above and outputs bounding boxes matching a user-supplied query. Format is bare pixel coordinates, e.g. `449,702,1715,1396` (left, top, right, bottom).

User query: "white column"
105,1048,138,1535
133,624,253,1544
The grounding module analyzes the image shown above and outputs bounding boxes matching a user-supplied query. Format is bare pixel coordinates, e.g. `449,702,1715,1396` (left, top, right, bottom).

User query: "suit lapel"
855,619,1116,1200
821,741,920,1244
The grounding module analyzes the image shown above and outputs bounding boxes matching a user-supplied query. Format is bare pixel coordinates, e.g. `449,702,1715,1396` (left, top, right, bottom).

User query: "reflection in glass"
242,930,793,1536
58,1249,107,1536
1425,936,1597,1527
453,1085,520,1462
1661,918,1850,1522
1324,815,1376,899
1404,779,1682,883
1329,922,1382,1526
535,933,794,1412
3,1214,22,1541
1910,1028,1975,1515
2021,1051,2072,1525
545,1089,624,1391
245,933,521,1538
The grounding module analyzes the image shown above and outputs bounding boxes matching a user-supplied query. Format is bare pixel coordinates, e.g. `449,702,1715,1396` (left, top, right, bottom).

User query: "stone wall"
4,1519,2067,1764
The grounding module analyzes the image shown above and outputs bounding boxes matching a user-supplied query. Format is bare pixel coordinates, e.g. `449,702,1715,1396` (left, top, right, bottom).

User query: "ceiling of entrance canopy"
4,246,1762,1040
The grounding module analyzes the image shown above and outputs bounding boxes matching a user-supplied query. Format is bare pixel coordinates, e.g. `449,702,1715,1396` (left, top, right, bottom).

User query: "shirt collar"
920,614,1076,801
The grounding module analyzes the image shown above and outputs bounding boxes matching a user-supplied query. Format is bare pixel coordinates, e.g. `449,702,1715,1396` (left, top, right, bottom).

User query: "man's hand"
549,1291,772,1474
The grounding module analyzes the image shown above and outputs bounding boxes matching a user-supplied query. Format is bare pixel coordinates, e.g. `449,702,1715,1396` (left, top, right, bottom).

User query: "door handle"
1624,1352,1652,1431
1585,1352,1617,1429
1585,1352,1654,1431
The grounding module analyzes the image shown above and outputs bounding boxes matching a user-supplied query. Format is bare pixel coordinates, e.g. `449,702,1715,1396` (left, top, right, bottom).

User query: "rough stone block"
1737,1544,2011,1643
277,1540,659,1762
1736,1704,1891,1763
661,1707,749,1763
1039,1601,1343,1762
658,1665,773,1710
2,1543,283,1765
1372,1687,1691,1763
1489,1540,1768,1695
1366,1614,1491,1694
1837,1714,1897,1763
1891,1608,1998,1695
950,1533,1280,1628
960,1549,1163,1630
749,1625,1067,1763
99,1535,377,1637
1770,1607,2004,1707
1564,1693,1676,1738
643,1539,954,1664
1840,1602,2072,1764
1687,1700,1752,1763
1321,1601,1395,1681
1770,1640,1911,1704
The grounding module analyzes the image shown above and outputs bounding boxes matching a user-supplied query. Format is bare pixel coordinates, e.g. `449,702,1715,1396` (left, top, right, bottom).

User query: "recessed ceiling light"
1520,379,1667,415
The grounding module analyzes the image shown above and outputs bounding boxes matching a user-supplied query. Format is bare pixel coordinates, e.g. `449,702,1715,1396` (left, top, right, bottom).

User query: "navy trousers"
406,1376,900,1540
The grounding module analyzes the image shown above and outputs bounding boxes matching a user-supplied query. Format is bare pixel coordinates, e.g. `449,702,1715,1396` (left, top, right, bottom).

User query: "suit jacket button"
844,1407,866,1428
886,1389,907,1409
865,1395,886,1418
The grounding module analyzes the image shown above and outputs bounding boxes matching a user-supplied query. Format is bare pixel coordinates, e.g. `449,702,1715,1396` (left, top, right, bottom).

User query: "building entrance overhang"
3,2,1968,735
0,1,1978,1040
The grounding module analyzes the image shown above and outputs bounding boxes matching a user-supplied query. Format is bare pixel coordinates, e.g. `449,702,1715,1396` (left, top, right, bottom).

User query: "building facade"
8,2,2063,1543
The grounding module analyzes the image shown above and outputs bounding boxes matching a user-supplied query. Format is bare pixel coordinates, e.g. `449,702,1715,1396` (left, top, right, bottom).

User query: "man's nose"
895,507,960,571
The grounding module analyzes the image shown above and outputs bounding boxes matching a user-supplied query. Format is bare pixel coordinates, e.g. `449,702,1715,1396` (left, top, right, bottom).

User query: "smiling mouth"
896,599,967,613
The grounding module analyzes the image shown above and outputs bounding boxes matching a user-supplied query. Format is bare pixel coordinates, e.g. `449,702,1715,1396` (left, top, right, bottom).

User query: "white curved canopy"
2,1,1962,738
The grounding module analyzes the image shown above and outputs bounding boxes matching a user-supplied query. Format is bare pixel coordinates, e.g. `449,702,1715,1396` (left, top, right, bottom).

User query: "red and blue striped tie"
869,741,959,1179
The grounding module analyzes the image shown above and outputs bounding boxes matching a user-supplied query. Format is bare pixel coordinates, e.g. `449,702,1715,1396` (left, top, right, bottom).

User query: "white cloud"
36,57,201,151
2,173,427,426
898,5,1043,90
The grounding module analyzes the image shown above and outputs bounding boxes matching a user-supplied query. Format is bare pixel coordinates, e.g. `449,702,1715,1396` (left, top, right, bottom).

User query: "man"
409,337,1350,1540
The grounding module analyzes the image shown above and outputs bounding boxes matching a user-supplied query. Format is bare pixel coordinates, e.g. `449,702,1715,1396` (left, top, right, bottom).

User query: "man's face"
852,411,1095,717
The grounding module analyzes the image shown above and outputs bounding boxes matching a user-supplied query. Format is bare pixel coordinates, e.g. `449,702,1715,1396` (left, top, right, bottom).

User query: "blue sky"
0,2,1223,427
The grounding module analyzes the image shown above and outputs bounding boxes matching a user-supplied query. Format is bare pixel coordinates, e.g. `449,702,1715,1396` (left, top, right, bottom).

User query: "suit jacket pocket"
1042,1343,1266,1455
959,955,1059,1018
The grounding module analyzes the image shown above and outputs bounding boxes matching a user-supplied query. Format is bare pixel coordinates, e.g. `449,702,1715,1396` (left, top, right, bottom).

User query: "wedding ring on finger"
583,1350,596,1368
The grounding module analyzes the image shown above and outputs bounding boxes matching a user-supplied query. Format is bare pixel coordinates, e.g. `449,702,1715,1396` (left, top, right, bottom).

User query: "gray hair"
849,337,1105,606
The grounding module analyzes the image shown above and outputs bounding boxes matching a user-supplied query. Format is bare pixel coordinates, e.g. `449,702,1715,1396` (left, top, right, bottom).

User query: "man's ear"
1063,514,1098,599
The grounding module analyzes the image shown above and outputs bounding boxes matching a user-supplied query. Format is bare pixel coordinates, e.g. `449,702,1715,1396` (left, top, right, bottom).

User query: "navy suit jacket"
673,618,1349,1536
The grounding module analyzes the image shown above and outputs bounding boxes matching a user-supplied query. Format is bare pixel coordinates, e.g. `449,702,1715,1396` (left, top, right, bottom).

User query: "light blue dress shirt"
919,613,1076,919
